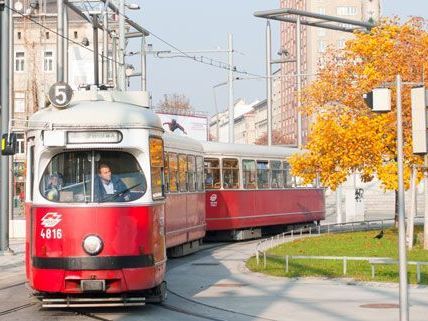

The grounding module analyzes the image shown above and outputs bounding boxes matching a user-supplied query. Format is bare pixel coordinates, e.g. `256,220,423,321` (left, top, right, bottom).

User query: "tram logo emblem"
209,194,217,207
41,212,62,228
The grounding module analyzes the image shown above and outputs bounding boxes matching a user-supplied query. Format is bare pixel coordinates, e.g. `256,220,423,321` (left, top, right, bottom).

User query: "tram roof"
200,141,301,159
164,133,204,154
28,91,162,130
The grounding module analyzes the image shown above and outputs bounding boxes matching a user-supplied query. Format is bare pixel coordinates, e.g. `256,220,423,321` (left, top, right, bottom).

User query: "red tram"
25,91,168,307
201,141,325,240
24,90,325,307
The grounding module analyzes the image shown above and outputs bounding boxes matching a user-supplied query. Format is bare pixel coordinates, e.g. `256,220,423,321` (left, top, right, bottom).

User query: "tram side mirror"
1,133,17,156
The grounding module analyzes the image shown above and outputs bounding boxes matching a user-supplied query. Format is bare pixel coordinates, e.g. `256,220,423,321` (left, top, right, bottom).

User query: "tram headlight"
82,235,103,256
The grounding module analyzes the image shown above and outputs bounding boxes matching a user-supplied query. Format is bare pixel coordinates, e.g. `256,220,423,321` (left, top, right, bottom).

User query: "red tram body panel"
205,189,325,231
26,205,165,294
165,193,205,248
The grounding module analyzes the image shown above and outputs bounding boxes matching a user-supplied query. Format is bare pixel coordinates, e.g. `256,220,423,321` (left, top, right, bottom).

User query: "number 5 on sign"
48,81,73,108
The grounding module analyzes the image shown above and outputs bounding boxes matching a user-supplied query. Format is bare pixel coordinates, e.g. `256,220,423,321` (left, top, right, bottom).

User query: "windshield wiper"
100,181,143,203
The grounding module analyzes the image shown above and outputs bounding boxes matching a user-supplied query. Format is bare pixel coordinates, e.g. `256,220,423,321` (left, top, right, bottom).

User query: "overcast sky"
127,1,428,115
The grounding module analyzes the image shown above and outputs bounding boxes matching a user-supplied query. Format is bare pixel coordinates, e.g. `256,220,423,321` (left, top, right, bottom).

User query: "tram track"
0,302,36,317
166,289,278,321
0,281,26,291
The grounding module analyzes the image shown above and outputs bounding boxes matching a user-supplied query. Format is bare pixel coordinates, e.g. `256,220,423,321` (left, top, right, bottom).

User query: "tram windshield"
40,151,147,203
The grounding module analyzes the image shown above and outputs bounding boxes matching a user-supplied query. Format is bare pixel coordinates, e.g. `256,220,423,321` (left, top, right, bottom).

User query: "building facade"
279,0,381,145
10,0,99,234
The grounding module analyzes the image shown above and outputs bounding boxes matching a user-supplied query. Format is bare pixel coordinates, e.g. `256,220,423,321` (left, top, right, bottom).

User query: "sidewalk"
0,238,25,269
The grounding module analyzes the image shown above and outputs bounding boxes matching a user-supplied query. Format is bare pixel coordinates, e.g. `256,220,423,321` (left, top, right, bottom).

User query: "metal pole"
296,16,302,149
0,0,12,254
112,33,118,88
266,21,272,146
63,5,68,82
396,74,409,321
141,36,147,91
424,155,428,249
228,33,234,143
212,87,220,141
8,1,14,230
56,0,64,82
118,0,126,91
102,10,108,84
92,14,99,87
407,165,416,249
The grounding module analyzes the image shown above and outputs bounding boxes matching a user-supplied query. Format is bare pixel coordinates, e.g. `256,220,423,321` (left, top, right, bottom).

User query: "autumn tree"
156,93,193,113
289,18,428,234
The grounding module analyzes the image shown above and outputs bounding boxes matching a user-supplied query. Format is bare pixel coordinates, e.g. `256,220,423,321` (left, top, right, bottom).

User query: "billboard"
157,112,208,141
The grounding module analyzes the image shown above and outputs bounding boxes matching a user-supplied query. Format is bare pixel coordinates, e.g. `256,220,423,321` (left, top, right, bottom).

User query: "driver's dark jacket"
94,175,129,202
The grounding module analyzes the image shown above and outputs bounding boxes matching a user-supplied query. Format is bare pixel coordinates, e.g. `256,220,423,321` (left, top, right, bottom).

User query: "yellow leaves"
292,18,428,191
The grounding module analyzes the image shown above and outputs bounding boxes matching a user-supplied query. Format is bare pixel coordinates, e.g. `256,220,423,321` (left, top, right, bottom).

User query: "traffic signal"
1,133,17,156
363,88,391,112
411,86,428,154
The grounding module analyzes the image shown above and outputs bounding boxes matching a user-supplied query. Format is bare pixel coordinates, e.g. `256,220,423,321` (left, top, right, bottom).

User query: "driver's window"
40,151,147,203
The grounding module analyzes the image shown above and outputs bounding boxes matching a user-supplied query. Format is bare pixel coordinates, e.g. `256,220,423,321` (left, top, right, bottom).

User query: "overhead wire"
5,3,124,66
6,2,264,78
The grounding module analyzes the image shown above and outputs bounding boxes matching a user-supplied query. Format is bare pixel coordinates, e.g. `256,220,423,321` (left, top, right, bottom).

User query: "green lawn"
246,227,428,284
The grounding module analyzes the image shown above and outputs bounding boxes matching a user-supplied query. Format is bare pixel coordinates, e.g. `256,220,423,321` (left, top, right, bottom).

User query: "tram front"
25,91,167,307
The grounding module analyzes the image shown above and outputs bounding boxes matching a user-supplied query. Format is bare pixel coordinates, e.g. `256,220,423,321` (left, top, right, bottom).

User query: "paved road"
1,239,428,321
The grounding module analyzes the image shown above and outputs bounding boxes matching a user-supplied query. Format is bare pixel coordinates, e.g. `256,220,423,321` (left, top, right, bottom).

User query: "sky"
125,1,428,116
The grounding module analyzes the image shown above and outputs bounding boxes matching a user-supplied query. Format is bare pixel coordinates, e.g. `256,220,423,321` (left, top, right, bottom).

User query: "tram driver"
94,163,131,202
45,173,63,201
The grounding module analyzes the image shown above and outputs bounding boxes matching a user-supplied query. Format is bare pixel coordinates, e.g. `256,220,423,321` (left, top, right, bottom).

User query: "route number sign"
48,81,73,108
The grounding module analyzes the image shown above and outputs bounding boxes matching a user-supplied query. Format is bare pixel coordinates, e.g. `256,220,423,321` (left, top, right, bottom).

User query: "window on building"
222,158,239,189
318,7,326,15
14,92,25,113
17,32,21,40
204,158,220,189
337,6,357,16
45,32,50,39
15,51,25,72
318,40,326,53
337,39,346,49
318,28,326,37
74,31,78,39
43,51,54,72
149,137,164,199
16,133,25,155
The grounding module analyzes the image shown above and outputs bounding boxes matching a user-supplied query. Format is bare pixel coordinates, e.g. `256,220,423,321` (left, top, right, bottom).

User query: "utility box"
363,88,391,112
411,86,428,154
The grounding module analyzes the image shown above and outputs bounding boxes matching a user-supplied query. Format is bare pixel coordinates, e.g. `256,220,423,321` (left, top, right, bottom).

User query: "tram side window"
257,161,270,189
283,161,294,187
168,153,178,192
204,158,220,189
187,155,196,192
29,144,34,201
40,151,147,203
270,160,284,188
149,137,165,199
196,156,204,191
178,154,188,192
222,158,239,189
242,159,256,189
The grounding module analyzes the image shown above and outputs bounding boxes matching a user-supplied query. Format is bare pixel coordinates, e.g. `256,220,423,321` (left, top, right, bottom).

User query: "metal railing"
254,218,428,283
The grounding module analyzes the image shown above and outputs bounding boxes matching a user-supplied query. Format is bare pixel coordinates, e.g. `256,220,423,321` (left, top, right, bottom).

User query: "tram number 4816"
40,228,63,239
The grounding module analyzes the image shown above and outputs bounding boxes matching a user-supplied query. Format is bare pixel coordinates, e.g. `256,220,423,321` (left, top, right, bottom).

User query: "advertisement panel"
157,112,208,141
